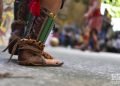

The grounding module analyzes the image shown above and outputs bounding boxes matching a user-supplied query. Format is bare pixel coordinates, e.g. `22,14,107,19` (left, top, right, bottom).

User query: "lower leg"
8,0,29,54
8,0,64,66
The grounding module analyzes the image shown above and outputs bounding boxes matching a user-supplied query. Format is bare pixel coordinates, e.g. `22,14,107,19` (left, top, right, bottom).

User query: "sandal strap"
42,52,54,59
19,45,43,54
19,38,45,50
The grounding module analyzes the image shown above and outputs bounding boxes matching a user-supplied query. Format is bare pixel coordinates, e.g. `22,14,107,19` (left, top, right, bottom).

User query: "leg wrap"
8,20,25,54
25,0,63,43
27,8,55,43
16,0,29,21
26,9,47,39
14,0,21,20
18,38,45,65
8,0,29,54
12,0,29,32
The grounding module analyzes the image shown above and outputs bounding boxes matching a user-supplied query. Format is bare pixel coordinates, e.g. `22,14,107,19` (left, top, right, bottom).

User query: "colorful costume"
85,0,102,32
84,0,102,51
4,0,65,66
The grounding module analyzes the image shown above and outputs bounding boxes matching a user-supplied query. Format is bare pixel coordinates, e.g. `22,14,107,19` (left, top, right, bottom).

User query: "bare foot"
44,59,63,66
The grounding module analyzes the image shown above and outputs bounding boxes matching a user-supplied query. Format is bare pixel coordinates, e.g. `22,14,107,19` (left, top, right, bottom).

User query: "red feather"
29,0,41,16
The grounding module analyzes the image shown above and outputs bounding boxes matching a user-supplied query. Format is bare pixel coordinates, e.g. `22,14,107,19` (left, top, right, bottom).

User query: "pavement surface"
0,46,120,86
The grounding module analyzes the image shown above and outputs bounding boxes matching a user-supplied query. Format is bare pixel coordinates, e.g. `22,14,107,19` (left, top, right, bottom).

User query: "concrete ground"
0,46,120,86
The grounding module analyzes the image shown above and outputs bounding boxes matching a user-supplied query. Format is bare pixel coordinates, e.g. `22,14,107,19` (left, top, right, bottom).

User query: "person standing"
84,0,102,51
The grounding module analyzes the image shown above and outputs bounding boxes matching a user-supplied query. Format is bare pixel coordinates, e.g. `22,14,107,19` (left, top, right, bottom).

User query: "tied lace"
2,35,20,62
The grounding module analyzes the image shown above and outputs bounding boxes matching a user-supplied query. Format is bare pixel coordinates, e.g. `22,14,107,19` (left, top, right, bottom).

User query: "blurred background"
0,0,120,53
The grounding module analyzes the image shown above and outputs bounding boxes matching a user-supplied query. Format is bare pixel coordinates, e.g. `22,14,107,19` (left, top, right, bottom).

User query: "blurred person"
52,27,60,38
59,20,80,48
84,0,102,33
3,0,66,66
50,27,60,47
113,33,120,53
99,9,112,51
89,29,100,51
46,27,60,47
84,0,102,51
0,0,3,25
0,6,13,45
0,0,3,45
82,26,91,50
73,34,84,50
59,22,75,47
106,32,119,53
102,9,112,35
